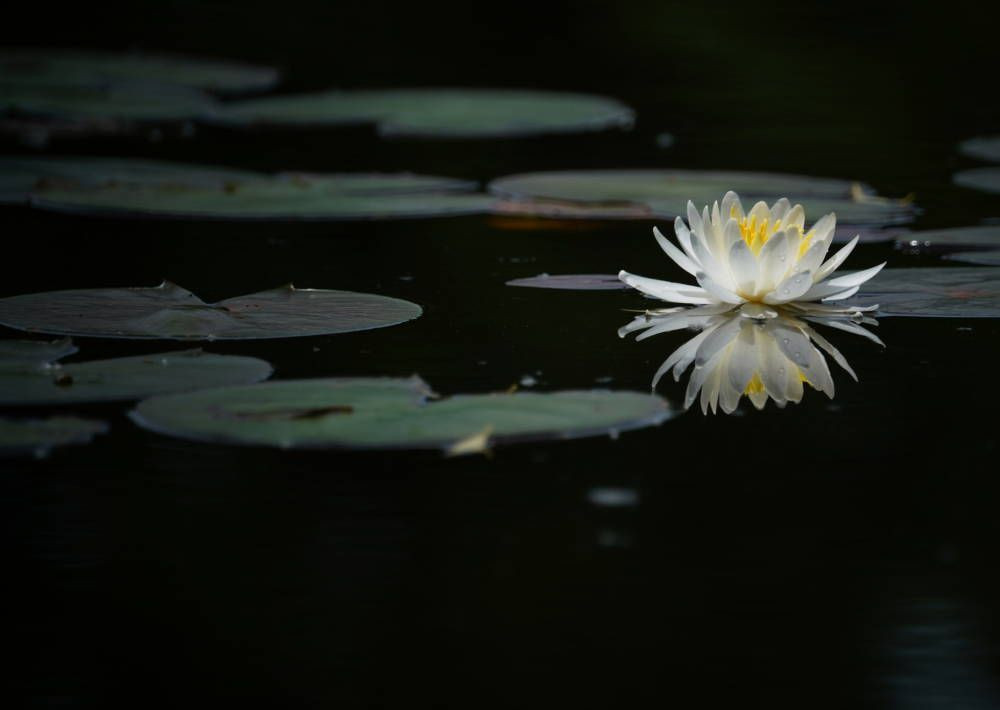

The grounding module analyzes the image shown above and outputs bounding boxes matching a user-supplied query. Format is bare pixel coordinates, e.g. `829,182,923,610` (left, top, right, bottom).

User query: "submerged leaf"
943,251,1000,267
129,377,673,450
214,88,635,138
0,282,423,340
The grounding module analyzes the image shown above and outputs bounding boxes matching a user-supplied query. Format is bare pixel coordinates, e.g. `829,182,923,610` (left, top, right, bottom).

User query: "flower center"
738,216,777,254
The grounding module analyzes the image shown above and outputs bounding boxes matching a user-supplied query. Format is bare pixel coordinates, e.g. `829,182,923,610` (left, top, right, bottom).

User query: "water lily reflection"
619,303,883,414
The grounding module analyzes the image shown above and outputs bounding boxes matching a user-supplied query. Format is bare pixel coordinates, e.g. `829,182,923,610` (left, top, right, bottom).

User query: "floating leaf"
0,416,108,458
845,267,1000,318
0,337,77,364
214,88,635,138
0,155,259,204
4,156,493,219
0,282,422,340
0,349,273,406
506,274,628,290
0,48,280,94
958,136,1000,163
943,251,1000,267
953,167,1000,194
895,225,1000,253
488,170,916,227
129,377,673,450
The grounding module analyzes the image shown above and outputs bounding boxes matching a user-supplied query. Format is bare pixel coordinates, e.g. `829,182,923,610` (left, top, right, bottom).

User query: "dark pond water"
4,1,1000,707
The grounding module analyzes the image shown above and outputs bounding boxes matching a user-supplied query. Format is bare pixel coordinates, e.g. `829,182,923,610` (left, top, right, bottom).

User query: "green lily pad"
129,376,673,450
4,156,493,219
953,167,1000,194
0,282,422,340
943,251,1000,266
0,48,280,94
0,416,108,458
845,267,1000,317
0,155,260,204
895,225,1000,253
958,136,1000,163
0,337,77,364
214,88,635,138
0,349,273,406
506,274,628,290
488,170,916,227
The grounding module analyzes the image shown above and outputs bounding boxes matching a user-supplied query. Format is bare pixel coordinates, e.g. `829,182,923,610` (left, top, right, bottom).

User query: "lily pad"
0,282,423,340
0,349,273,406
0,155,259,204
506,274,628,290
953,167,1000,194
958,136,1000,163
895,225,1000,253
0,416,108,458
129,376,673,450
214,88,635,138
488,170,916,227
845,267,1000,317
0,48,280,94
5,156,494,219
943,251,1000,267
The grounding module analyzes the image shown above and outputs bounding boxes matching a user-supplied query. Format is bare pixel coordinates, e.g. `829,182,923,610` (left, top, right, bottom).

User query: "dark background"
4,1,1000,707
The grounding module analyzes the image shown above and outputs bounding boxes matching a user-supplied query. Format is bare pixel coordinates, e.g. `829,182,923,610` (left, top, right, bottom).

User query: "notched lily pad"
845,267,1000,317
895,225,1000,253
0,282,423,340
214,88,635,138
129,376,673,451
953,168,1000,194
0,48,280,94
506,274,628,290
959,136,1000,163
488,170,916,228
0,416,108,458
0,348,273,406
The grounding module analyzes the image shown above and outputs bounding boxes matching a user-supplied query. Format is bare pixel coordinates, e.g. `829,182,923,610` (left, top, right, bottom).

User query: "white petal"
618,270,714,304
721,191,742,220
695,272,745,304
820,262,886,290
763,269,814,304
673,217,699,263
727,239,759,295
686,201,703,236
809,212,837,244
770,197,791,223
822,285,859,301
723,217,743,251
653,226,699,276
784,204,804,231
796,239,830,277
815,235,859,283
757,231,790,291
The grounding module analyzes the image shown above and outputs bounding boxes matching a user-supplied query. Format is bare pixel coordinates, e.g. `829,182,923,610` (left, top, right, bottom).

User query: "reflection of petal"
621,303,882,415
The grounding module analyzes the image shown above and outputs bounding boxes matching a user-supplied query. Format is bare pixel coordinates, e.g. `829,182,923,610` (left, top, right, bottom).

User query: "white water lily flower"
619,191,885,308
618,303,883,414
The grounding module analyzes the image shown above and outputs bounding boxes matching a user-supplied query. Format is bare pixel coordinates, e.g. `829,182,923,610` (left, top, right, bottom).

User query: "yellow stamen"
744,373,766,395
